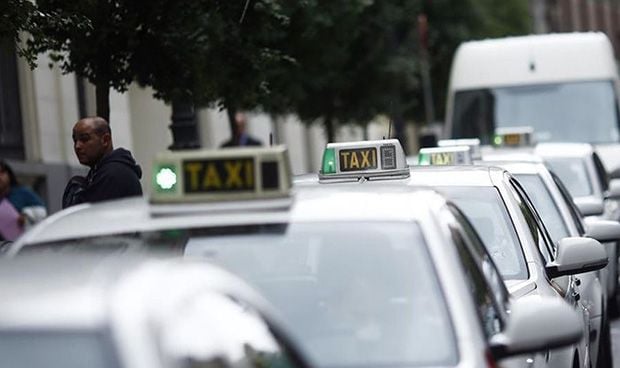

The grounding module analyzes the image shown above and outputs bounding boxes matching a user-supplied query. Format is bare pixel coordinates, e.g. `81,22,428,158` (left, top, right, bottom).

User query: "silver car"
398,164,608,368
0,255,309,368
481,157,620,368
536,143,620,313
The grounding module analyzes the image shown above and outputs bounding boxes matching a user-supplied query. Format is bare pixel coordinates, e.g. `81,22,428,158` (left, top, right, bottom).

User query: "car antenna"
386,100,393,139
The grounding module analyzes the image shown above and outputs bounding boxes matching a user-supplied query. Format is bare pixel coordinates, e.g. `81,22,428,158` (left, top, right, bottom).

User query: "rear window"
0,329,119,368
22,222,459,368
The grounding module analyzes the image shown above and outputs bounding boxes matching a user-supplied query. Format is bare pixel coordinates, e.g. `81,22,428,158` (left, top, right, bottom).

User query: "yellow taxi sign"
418,146,472,166
493,127,534,148
438,138,481,159
151,146,291,203
319,139,408,181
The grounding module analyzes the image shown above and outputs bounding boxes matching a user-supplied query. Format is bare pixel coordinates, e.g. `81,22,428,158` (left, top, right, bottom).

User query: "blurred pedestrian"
63,117,143,208
0,160,46,241
220,112,263,147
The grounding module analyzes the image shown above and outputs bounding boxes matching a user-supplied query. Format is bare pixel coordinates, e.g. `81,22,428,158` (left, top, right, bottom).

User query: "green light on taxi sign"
418,153,430,165
493,135,503,146
321,148,336,174
155,166,177,192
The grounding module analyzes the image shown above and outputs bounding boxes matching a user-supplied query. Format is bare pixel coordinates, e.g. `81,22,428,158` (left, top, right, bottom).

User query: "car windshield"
25,222,458,368
514,174,570,245
544,158,594,197
451,80,620,144
0,329,119,368
438,186,528,280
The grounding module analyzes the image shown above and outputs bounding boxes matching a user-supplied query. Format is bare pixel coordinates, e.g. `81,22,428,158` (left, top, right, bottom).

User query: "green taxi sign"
319,139,409,181
437,138,481,160
417,146,473,166
150,146,292,203
493,127,534,148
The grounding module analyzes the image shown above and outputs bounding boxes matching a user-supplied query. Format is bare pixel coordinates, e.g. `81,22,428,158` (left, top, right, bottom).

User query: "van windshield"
451,80,620,144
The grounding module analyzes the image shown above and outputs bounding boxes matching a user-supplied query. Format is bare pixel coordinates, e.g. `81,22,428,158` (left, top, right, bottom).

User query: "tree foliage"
260,0,531,140
5,0,529,139
12,0,290,123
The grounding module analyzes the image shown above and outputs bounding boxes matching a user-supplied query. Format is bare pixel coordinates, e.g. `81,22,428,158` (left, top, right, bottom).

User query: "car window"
550,171,587,235
0,329,120,368
446,204,510,316
544,158,593,197
438,186,528,280
508,178,555,262
32,222,459,368
514,174,570,244
445,209,504,338
592,152,609,192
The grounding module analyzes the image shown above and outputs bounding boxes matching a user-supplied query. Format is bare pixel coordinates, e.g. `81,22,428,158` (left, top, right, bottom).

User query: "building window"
0,38,24,159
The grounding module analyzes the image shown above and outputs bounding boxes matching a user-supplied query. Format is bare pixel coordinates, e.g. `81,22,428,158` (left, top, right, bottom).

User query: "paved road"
612,317,620,367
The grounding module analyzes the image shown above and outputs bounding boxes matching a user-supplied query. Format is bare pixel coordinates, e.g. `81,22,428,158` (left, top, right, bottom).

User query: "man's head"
72,117,113,168
233,112,248,137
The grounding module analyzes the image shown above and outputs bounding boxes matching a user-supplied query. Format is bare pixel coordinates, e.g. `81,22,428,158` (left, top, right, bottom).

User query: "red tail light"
485,349,499,368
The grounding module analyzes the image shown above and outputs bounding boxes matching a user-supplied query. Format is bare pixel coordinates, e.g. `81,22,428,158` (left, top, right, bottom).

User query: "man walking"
63,117,142,208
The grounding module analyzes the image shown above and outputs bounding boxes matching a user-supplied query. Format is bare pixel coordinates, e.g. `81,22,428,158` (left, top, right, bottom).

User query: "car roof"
15,186,445,246
0,255,269,330
480,160,548,176
535,142,594,158
406,165,501,187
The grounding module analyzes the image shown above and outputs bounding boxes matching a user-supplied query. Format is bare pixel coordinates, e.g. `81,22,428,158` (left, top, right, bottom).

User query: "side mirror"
490,296,582,359
585,218,620,243
546,237,608,278
575,197,604,217
605,179,620,200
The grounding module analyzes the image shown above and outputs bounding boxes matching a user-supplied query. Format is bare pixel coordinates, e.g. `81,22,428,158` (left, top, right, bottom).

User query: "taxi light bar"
493,126,534,148
319,139,409,181
438,138,481,159
150,146,292,204
417,146,473,166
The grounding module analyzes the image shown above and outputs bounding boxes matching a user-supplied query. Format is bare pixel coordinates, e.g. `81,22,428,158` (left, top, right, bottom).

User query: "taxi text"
339,148,378,172
183,158,255,193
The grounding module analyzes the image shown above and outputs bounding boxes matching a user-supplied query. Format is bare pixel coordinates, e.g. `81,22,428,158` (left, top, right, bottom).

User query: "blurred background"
0,0,614,213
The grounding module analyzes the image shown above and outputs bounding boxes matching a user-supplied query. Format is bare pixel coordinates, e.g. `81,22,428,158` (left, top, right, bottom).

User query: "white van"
444,32,620,171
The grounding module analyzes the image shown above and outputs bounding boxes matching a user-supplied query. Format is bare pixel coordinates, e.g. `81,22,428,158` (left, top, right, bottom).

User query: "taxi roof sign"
151,146,292,203
319,139,409,181
437,138,481,159
493,126,534,148
418,146,473,166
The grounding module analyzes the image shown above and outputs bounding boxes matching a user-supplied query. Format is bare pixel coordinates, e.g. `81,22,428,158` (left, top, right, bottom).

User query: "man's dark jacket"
63,148,142,208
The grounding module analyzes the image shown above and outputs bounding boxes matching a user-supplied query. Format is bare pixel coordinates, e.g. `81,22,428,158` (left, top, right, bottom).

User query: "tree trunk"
325,116,335,143
95,81,110,123
169,101,200,150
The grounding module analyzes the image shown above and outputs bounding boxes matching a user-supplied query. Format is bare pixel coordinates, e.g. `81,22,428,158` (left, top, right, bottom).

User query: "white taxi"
480,153,620,368
409,145,609,368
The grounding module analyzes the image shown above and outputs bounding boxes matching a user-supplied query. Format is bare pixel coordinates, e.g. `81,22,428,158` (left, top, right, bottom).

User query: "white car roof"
535,142,594,158
15,186,443,247
0,255,268,329
451,32,616,89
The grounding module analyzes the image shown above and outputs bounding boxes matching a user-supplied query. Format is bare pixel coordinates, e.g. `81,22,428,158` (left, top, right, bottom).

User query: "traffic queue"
4,31,620,368
0,129,615,368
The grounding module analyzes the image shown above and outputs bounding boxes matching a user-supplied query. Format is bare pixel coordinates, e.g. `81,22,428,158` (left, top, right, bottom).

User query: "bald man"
62,117,142,208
